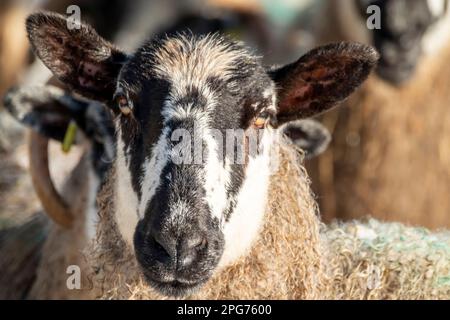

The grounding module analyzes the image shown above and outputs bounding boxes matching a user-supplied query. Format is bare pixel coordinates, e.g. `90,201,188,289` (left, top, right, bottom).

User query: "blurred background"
1,0,450,235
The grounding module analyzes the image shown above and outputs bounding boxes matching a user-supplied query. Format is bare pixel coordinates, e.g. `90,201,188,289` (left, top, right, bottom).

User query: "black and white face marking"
113,36,278,295
357,0,449,84
25,12,378,297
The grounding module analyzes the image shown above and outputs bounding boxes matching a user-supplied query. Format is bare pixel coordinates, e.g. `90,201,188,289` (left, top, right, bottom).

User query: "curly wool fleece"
85,140,450,299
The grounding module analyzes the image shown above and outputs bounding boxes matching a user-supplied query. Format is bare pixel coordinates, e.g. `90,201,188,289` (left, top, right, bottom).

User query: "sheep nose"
151,231,207,269
176,237,207,269
152,232,176,264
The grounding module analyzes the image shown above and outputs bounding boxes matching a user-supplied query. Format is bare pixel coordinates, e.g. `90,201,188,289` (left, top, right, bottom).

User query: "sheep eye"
113,89,132,116
253,112,270,129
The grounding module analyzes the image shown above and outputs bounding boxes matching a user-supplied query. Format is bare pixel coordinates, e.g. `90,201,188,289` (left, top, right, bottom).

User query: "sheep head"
18,11,378,297
350,0,449,84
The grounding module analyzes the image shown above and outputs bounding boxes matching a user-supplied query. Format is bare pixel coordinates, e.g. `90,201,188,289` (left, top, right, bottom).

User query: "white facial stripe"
115,126,140,245
138,126,171,218
152,50,231,221
136,77,223,227
165,104,231,222
203,126,231,221
139,35,254,225
219,127,275,267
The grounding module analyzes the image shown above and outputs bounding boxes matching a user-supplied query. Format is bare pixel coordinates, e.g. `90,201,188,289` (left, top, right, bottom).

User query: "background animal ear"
26,12,128,102
282,119,331,159
3,85,113,144
270,42,379,125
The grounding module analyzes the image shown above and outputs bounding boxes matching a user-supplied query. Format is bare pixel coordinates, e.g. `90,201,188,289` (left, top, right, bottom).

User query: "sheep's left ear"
270,42,379,125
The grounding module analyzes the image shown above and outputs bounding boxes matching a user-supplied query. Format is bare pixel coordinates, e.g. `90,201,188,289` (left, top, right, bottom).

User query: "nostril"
195,237,208,251
186,236,208,252
176,237,208,270
151,233,175,262
154,238,167,254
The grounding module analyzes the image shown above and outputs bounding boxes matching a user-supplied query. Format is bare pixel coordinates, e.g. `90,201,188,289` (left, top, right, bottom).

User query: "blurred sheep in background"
306,0,450,229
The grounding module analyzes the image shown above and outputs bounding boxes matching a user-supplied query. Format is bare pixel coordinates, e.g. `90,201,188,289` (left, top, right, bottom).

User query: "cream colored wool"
5,137,449,299
87,139,326,299
84,139,450,300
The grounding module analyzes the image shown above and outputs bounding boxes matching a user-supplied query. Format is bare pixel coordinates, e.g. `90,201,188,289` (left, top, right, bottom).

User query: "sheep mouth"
143,274,207,297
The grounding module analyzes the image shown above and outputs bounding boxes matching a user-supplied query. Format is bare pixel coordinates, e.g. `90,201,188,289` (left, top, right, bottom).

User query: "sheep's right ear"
269,42,379,126
26,12,129,102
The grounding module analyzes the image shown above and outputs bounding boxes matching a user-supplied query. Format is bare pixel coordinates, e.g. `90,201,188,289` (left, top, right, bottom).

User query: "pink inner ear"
304,66,338,81
311,67,328,79
280,84,313,111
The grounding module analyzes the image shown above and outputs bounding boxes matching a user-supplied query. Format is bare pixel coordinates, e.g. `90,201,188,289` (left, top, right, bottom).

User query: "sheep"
1,11,380,299
306,0,450,228
10,131,447,299
88,137,450,300
3,85,333,300
2,85,115,299
5,11,449,300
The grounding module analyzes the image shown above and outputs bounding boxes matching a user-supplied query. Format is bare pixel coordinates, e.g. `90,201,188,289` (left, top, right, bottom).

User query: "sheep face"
352,0,449,84
25,12,378,297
